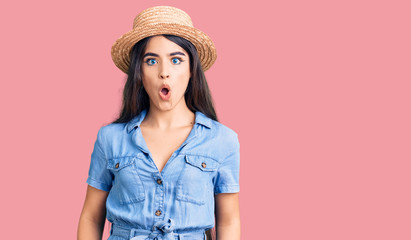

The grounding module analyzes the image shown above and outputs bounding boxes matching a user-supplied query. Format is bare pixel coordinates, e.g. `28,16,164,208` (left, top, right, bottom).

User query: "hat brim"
111,23,217,73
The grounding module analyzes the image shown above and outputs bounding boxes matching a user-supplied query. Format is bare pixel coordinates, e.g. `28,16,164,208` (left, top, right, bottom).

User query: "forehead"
144,35,187,55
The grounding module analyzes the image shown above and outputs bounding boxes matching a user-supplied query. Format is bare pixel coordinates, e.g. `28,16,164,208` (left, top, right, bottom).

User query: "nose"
160,72,170,79
159,63,170,79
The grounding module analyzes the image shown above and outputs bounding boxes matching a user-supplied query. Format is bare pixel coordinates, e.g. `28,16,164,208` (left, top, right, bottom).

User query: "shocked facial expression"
141,35,191,111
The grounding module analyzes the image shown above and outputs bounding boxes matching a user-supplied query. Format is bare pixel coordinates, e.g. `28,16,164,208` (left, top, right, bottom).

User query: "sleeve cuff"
214,185,240,194
86,177,111,192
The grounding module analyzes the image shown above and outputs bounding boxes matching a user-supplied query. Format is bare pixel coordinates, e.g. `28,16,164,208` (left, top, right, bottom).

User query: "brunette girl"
78,6,241,240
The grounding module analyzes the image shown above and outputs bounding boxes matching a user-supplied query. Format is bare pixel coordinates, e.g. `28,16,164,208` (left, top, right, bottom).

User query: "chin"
157,102,174,111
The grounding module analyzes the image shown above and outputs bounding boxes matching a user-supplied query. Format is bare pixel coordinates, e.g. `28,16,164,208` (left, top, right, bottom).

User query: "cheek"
176,71,191,89
176,65,191,81
141,65,154,77
141,70,155,89
141,77,155,95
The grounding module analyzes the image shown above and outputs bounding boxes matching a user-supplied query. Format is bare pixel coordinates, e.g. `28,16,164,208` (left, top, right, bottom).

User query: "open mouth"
161,88,169,95
159,84,171,100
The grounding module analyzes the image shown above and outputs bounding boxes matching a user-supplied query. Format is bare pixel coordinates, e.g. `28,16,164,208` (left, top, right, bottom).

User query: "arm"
215,192,241,240
77,185,109,240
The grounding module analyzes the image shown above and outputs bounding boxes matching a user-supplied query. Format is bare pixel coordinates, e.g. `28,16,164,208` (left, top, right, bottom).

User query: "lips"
159,84,171,101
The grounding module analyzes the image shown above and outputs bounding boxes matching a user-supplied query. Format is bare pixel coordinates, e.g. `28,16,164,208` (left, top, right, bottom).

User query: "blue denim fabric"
86,109,240,240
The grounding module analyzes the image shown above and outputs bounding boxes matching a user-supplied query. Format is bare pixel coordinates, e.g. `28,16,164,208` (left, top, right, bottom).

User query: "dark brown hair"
111,34,218,124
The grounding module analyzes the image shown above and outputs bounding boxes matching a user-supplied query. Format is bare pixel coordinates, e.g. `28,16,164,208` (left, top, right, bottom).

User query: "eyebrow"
142,51,186,58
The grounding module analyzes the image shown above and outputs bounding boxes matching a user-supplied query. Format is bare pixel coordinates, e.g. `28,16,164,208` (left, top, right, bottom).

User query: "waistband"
110,218,206,240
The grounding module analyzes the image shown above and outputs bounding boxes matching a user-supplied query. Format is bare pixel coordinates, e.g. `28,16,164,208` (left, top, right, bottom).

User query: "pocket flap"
185,155,218,172
107,156,136,171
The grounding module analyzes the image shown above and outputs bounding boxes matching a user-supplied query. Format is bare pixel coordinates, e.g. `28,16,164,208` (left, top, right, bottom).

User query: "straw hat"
111,6,217,73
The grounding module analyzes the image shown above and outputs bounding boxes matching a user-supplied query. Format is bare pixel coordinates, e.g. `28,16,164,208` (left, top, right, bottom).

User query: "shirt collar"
126,109,212,133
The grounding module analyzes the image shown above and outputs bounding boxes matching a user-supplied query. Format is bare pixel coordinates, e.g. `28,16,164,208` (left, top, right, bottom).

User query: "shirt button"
155,210,162,216
156,178,163,185
115,163,119,169
201,162,206,168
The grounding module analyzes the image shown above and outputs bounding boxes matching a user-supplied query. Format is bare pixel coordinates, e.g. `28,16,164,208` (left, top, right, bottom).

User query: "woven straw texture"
111,6,217,73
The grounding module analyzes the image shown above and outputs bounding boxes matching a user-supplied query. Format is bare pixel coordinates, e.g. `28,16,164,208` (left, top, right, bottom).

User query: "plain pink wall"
1,0,410,239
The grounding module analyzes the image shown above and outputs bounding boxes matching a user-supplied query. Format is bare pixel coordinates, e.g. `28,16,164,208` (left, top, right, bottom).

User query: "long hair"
111,34,218,124
111,34,217,239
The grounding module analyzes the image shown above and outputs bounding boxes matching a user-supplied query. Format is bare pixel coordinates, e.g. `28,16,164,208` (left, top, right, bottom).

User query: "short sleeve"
86,127,113,192
214,134,240,194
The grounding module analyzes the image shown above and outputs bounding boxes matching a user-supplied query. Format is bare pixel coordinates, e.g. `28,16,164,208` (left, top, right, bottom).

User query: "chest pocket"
107,156,145,205
176,155,219,205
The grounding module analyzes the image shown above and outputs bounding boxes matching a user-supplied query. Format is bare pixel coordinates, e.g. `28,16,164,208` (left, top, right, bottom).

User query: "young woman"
78,6,240,240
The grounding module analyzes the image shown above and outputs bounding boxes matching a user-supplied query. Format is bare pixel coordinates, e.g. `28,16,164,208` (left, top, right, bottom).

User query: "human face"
141,35,191,111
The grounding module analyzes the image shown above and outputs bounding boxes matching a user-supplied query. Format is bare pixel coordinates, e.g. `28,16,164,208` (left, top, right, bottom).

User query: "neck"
143,103,195,130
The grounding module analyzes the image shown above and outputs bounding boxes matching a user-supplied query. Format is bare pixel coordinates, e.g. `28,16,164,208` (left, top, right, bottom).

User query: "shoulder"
208,119,240,151
95,122,128,144
210,119,238,138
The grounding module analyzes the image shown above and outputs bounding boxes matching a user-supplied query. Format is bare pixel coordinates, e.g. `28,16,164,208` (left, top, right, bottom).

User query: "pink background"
1,0,410,239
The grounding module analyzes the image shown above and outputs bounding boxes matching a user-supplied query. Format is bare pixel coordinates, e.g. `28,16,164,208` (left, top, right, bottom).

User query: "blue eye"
146,59,157,65
172,58,181,64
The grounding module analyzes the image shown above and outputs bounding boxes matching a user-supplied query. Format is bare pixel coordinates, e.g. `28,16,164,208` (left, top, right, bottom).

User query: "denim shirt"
86,109,240,239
